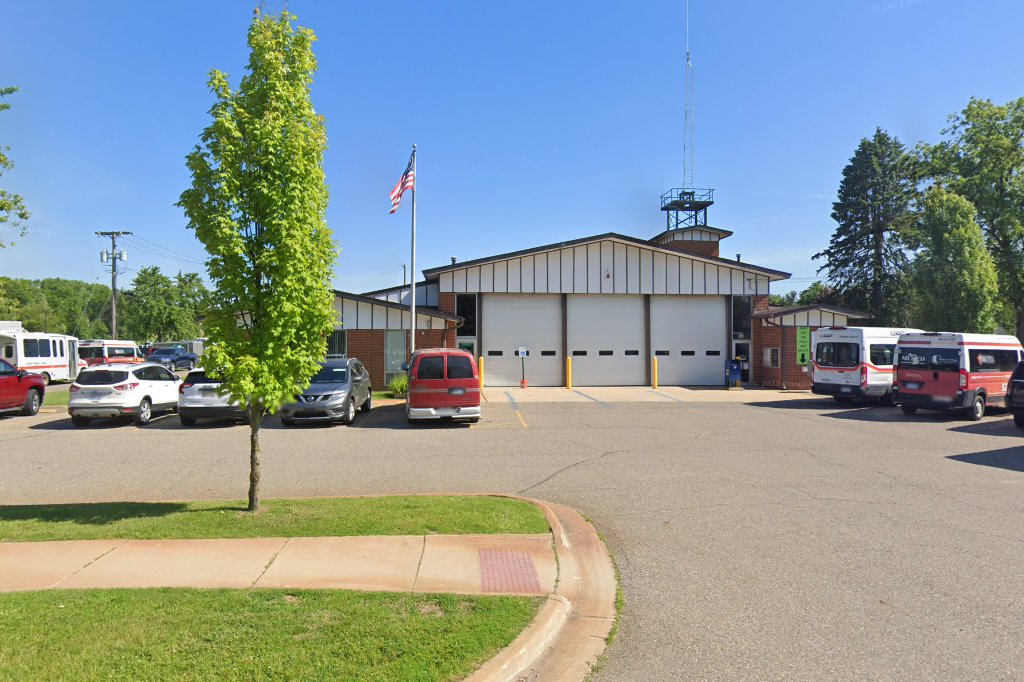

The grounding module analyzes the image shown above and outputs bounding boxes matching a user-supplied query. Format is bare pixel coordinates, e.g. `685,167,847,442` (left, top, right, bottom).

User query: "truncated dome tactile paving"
479,548,543,593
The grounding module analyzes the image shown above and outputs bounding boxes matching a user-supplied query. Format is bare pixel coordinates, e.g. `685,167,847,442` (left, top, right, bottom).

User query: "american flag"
389,150,416,214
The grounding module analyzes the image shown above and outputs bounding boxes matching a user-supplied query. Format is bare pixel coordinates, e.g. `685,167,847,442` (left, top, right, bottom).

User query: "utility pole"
96,231,132,339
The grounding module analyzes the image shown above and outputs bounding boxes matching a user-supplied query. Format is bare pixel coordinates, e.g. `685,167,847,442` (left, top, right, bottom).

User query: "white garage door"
650,295,727,385
567,295,646,386
481,294,563,386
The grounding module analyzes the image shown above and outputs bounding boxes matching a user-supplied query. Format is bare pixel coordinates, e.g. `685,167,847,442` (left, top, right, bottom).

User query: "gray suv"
278,358,371,426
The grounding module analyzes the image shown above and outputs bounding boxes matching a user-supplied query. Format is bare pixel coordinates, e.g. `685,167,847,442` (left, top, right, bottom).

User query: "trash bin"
727,360,742,388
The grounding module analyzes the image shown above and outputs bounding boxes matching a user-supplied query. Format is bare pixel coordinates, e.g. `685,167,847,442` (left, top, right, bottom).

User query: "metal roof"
751,303,870,320
332,290,460,321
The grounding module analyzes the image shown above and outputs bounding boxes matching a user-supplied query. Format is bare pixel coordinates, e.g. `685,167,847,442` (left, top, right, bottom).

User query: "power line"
120,237,205,266
126,234,206,263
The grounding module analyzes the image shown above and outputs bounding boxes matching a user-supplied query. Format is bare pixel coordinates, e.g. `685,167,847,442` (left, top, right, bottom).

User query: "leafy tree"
0,87,29,247
814,128,918,323
925,97,1024,336
178,10,336,512
769,282,841,308
913,187,998,333
121,267,205,342
768,290,798,307
0,277,112,337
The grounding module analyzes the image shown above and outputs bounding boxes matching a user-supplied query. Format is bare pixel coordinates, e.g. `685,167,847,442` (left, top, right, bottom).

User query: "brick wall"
753,294,769,313
439,292,456,315
347,330,386,388
658,240,720,258
752,322,814,389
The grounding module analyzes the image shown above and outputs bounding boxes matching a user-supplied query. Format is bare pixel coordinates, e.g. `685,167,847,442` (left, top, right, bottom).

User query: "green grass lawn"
0,496,550,542
42,389,69,407
0,588,540,681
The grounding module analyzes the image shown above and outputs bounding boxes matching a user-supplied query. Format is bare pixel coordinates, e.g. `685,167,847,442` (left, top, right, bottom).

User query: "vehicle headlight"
331,391,348,401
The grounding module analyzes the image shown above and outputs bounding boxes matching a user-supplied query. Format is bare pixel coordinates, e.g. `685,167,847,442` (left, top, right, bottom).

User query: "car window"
898,347,960,372
447,355,474,379
38,339,51,358
185,371,221,384
22,339,39,358
79,346,103,359
416,356,444,380
78,370,129,385
0,359,16,377
311,365,349,383
815,342,859,368
3,344,13,359
869,344,895,367
970,349,1019,372
109,346,137,358
155,366,176,381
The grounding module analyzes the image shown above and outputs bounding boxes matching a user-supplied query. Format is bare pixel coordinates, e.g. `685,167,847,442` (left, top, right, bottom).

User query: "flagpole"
410,144,417,357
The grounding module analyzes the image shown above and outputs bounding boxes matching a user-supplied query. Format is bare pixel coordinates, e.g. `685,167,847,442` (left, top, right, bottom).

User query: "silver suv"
278,358,371,426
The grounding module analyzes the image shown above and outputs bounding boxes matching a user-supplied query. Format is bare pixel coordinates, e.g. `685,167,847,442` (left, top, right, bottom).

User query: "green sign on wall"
796,327,811,365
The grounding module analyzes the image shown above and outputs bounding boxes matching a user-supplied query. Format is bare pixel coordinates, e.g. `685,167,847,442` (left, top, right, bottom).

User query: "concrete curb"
468,496,617,681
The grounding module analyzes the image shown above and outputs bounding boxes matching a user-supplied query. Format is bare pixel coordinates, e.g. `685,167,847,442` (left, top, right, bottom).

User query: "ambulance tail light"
860,365,868,388
959,369,969,390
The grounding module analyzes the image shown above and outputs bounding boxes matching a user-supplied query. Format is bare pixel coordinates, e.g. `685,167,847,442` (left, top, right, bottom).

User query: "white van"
812,326,921,403
0,323,84,385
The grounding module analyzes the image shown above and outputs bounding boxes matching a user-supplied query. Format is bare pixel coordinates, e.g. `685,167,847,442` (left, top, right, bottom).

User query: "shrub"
387,373,409,396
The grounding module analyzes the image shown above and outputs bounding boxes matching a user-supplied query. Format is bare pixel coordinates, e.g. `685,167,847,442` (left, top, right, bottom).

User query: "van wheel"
1014,412,1024,429
134,398,152,426
71,415,90,427
968,395,985,421
900,405,918,416
360,391,372,412
21,388,42,416
180,415,197,427
40,373,51,386
343,399,357,425
881,391,897,407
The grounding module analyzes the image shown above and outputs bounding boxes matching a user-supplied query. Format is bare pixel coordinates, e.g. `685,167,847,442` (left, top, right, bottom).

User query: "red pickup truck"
0,358,46,416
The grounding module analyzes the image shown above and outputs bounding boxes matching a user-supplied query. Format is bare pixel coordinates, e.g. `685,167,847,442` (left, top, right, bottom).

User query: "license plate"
83,390,103,399
199,388,218,396
840,387,852,393
449,387,465,396
904,382,921,390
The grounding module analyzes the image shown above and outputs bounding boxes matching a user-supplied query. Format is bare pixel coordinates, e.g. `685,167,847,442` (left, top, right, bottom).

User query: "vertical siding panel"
535,252,548,292
600,241,614,294
640,249,654,294
666,255,680,294
560,249,574,292
453,269,467,293
342,299,357,329
587,243,601,293
548,251,561,293
439,272,454,292
481,263,494,292
692,261,706,294
507,259,522,293
653,252,667,294
613,243,627,293
718,265,730,295
573,247,587,292
494,261,509,293
756,275,767,295
372,304,387,329
467,266,481,292
680,258,693,294
732,269,743,294
357,302,373,330
626,246,641,294
520,255,535,293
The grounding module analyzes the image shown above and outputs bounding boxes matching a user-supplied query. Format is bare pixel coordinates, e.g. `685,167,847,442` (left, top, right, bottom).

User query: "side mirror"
401,362,409,371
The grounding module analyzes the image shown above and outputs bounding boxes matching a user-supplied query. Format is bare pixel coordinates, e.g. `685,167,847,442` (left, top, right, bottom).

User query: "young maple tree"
178,11,336,512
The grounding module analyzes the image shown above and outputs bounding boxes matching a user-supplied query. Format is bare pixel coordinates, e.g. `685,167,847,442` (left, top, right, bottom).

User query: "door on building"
567,294,646,386
650,295,728,385
481,294,563,386
385,330,406,385
733,341,751,383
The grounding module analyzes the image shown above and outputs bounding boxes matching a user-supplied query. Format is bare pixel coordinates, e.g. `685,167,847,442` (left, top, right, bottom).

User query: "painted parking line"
648,390,688,403
573,390,613,408
504,391,529,428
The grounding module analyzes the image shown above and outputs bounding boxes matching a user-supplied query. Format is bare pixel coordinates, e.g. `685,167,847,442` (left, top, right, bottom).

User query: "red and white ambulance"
894,332,1023,420
811,326,921,403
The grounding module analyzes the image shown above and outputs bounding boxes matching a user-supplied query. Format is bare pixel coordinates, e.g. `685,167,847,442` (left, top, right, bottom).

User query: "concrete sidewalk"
0,533,556,595
484,385,817,404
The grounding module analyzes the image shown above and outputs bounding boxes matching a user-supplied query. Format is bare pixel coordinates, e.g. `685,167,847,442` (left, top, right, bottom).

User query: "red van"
404,348,481,423
894,332,1023,420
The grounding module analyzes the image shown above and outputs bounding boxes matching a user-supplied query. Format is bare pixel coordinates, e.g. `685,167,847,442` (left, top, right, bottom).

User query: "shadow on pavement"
354,404,473,430
0,500,235,527
948,446,1024,473
949,418,1021,438
29,413,180,431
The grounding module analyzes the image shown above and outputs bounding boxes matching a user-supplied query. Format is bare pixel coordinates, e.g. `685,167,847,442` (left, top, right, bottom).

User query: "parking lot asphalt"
3,394,1024,680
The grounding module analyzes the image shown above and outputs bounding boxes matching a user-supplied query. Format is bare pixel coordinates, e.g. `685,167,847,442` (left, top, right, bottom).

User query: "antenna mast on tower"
683,0,694,188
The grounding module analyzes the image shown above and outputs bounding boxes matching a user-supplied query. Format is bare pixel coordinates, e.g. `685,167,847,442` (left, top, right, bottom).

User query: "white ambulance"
811,326,921,403
0,322,84,385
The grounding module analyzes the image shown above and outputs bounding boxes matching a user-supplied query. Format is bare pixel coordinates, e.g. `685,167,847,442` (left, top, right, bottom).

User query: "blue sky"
1,0,1021,295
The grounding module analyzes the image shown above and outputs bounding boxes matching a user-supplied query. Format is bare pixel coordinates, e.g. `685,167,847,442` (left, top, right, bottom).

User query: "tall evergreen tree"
913,188,998,333
178,10,336,513
814,128,918,323
925,97,1024,336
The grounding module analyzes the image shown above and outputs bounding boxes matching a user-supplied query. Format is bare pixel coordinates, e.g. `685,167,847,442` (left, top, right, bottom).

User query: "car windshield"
310,365,348,383
77,370,129,385
79,347,104,359
151,349,177,357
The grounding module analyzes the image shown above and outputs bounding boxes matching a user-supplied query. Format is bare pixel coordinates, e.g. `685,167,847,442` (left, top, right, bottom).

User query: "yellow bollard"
652,356,659,389
566,356,572,390
478,355,484,389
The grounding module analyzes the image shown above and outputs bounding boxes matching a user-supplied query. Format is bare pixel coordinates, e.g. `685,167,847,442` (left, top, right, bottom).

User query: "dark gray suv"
278,358,371,426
